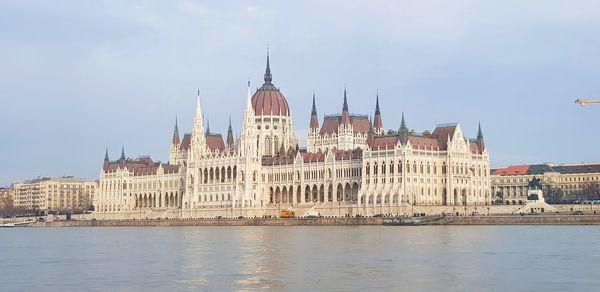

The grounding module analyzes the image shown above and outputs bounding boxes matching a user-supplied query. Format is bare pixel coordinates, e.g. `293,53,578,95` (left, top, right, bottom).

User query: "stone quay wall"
432,215,600,225
34,217,385,227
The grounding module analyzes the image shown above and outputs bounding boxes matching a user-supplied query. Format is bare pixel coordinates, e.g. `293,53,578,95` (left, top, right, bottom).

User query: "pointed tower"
226,116,234,149
264,49,272,85
191,90,207,158
309,92,319,130
399,112,408,132
120,146,126,161
398,113,409,145
367,116,376,148
172,117,180,146
103,148,110,171
206,120,211,135
373,93,383,135
241,81,257,157
341,88,350,125
306,91,321,153
476,122,486,153
169,117,183,165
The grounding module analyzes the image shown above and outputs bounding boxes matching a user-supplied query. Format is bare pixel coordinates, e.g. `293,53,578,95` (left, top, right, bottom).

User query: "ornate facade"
491,163,600,204
94,53,491,219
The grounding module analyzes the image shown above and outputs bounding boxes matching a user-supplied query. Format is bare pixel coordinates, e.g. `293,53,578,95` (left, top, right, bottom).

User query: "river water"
2,226,600,291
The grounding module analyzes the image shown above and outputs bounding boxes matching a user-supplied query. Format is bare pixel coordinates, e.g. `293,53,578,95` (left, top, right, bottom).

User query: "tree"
0,193,15,217
543,185,564,204
580,183,600,201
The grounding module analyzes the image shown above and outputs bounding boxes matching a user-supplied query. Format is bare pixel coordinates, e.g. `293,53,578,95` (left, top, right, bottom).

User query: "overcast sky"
1,0,599,186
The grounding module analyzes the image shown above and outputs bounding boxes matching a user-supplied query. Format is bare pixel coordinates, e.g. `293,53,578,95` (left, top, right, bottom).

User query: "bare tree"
543,185,564,204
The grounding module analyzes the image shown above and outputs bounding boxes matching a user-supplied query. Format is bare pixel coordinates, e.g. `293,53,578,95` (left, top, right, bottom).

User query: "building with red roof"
94,52,491,219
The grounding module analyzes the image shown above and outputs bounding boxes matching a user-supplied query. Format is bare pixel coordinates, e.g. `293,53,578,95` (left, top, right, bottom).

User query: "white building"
94,53,491,219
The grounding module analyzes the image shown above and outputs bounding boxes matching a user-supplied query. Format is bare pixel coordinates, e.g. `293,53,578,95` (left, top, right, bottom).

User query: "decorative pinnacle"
399,112,408,132
120,145,125,160
477,122,484,140
342,88,348,112
104,148,109,162
375,93,381,114
311,91,317,115
264,48,272,84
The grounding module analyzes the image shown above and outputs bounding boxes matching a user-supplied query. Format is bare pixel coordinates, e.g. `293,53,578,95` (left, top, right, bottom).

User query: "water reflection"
2,226,600,291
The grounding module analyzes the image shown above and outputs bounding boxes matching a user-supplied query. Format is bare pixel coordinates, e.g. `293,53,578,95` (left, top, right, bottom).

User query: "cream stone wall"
14,177,95,212
94,60,490,219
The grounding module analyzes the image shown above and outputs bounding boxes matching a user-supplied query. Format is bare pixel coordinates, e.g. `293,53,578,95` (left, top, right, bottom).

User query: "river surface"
2,226,600,291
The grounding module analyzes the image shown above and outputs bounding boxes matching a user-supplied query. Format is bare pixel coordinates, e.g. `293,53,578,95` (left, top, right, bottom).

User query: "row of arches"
198,166,238,184
366,161,447,176
134,192,181,209
268,182,360,204
365,160,489,177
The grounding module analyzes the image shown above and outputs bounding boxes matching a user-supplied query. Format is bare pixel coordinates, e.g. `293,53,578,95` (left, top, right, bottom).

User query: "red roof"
103,157,180,176
319,115,370,135
493,165,530,176
373,112,383,130
310,113,319,129
180,134,191,150
431,125,457,149
408,136,440,150
251,86,290,116
370,136,399,149
206,134,225,151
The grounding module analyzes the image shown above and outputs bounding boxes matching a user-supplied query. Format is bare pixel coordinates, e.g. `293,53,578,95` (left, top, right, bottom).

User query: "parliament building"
94,54,491,219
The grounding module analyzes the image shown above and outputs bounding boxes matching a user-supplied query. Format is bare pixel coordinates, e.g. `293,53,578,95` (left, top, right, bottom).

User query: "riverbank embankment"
26,214,600,227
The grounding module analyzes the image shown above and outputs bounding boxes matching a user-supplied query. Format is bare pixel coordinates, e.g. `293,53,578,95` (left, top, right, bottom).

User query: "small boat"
401,217,424,225
0,223,15,228
384,215,445,226
384,217,426,226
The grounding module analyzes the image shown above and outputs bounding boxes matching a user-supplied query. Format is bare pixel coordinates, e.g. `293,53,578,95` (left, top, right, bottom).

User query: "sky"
1,0,599,186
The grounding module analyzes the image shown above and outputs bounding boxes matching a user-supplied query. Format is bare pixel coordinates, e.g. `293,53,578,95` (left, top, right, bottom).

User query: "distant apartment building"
491,163,600,204
13,177,96,212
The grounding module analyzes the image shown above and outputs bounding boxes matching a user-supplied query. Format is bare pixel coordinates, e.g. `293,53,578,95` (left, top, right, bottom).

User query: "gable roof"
319,114,370,135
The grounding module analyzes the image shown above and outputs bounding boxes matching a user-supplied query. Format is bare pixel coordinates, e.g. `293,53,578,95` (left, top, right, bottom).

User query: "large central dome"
251,53,290,116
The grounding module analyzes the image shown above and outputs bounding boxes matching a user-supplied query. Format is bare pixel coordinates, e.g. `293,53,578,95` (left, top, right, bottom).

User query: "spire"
193,89,205,136
311,91,317,115
310,91,319,129
342,88,349,112
399,112,408,132
206,120,211,135
398,113,409,145
246,80,253,113
104,148,109,162
367,115,375,147
120,146,125,161
476,122,486,153
341,88,350,125
264,48,272,85
373,93,383,134
226,116,234,147
172,117,180,146
195,90,202,119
